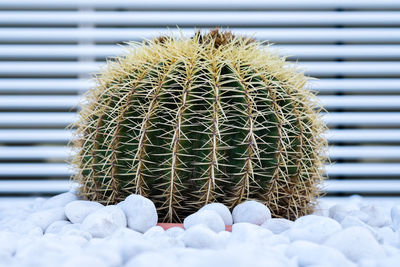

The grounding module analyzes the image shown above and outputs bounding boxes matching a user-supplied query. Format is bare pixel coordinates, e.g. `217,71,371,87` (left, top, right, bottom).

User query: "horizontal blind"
0,0,399,199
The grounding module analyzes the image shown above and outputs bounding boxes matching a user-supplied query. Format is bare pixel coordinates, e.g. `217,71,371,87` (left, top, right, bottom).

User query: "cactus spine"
71,29,327,222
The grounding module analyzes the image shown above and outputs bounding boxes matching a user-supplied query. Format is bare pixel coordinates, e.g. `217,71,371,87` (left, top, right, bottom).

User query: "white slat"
1,28,399,43
1,61,399,77
0,78,92,93
324,113,400,126
0,146,69,160
326,163,400,176
324,179,400,193
0,96,79,110
320,96,400,109
0,113,75,127
2,11,400,26
329,146,400,159
0,130,73,143
0,163,70,176
312,79,400,93
328,129,400,143
1,45,400,60
1,0,399,9
0,180,74,194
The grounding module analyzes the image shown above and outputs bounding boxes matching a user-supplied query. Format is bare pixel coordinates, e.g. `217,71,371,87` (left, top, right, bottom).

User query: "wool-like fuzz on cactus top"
71,29,327,223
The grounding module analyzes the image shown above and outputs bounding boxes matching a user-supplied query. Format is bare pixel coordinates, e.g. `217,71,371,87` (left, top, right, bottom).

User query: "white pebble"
82,205,127,238
287,215,342,243
199,203,233,225
143,226,165,239
165,227,185,239
0,231,19,256
45,220,71,234
261,218,293,234
360,205,390,227
118,194,158,233
29,207,66,230
232,200,271,225
329,203,359,222
61,255,108,267
184,210,225,233
65,200,104,224
286,240,356,267
182,224,218,249
231,223,273,244
375,227,398,246
391,205,400,231
41,192,77,210
324,226,386,262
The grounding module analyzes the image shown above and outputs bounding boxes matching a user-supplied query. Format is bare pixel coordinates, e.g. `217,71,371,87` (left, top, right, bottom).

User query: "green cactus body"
72,30,327,222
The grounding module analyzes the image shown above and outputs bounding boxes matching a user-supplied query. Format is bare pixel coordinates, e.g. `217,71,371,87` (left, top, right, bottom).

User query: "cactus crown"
71,29,327,222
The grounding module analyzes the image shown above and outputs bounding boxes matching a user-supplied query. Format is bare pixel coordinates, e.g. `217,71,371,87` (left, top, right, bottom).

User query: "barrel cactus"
71,29,327,222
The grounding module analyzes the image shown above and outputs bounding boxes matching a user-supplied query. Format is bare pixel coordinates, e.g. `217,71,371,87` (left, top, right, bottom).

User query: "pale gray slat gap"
0,62,101,76
1,163,398,177
312,78,400,93
0,129,73,143
2,61,400,76
320,96,400,109
5,95,400,110
3,112,399,127
0,180,74,193
2,28,400,43
3,145,399,160
0,146,70,160
0,163,70,176
0,113,76,127
2,12,400,26
327,129,400,143
324,180,400,193
2,45,400,59
326,163,400,176
329,146,400,159
324,112,400,126
0,96,80,110
1,0,399,9
275,45,400,59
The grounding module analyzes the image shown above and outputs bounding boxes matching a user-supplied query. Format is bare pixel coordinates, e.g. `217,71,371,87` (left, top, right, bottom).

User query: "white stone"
391,205,400,231
61,255,109,267
329,203,359,222
360,205,390,227
29,207,66,230
286,240,356,267
378,255,400,267
45,220,71,234
60,228,92,241
165,227,185,239
324,226,386,262
232,200,271,225
41,192,77,210
261,218,294,234
65,200,104,224
382,244,400,257
287,215,342,243
374,227,398,246
125,252,176,267
231,223,273,244
143,226,165,239
117,194,157,233
0,231,19,256
184,210,225,233
182,224,218,249
82,205,127,238
199,203,233,225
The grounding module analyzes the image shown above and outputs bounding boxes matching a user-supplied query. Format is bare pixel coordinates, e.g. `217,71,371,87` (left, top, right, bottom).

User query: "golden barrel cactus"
71,29,327,222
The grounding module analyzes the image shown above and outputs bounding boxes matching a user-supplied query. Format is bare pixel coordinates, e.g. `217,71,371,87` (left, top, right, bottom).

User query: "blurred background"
0,0,399,206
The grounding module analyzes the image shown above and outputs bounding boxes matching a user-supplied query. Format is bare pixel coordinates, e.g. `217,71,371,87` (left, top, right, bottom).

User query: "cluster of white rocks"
0,191,400,267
